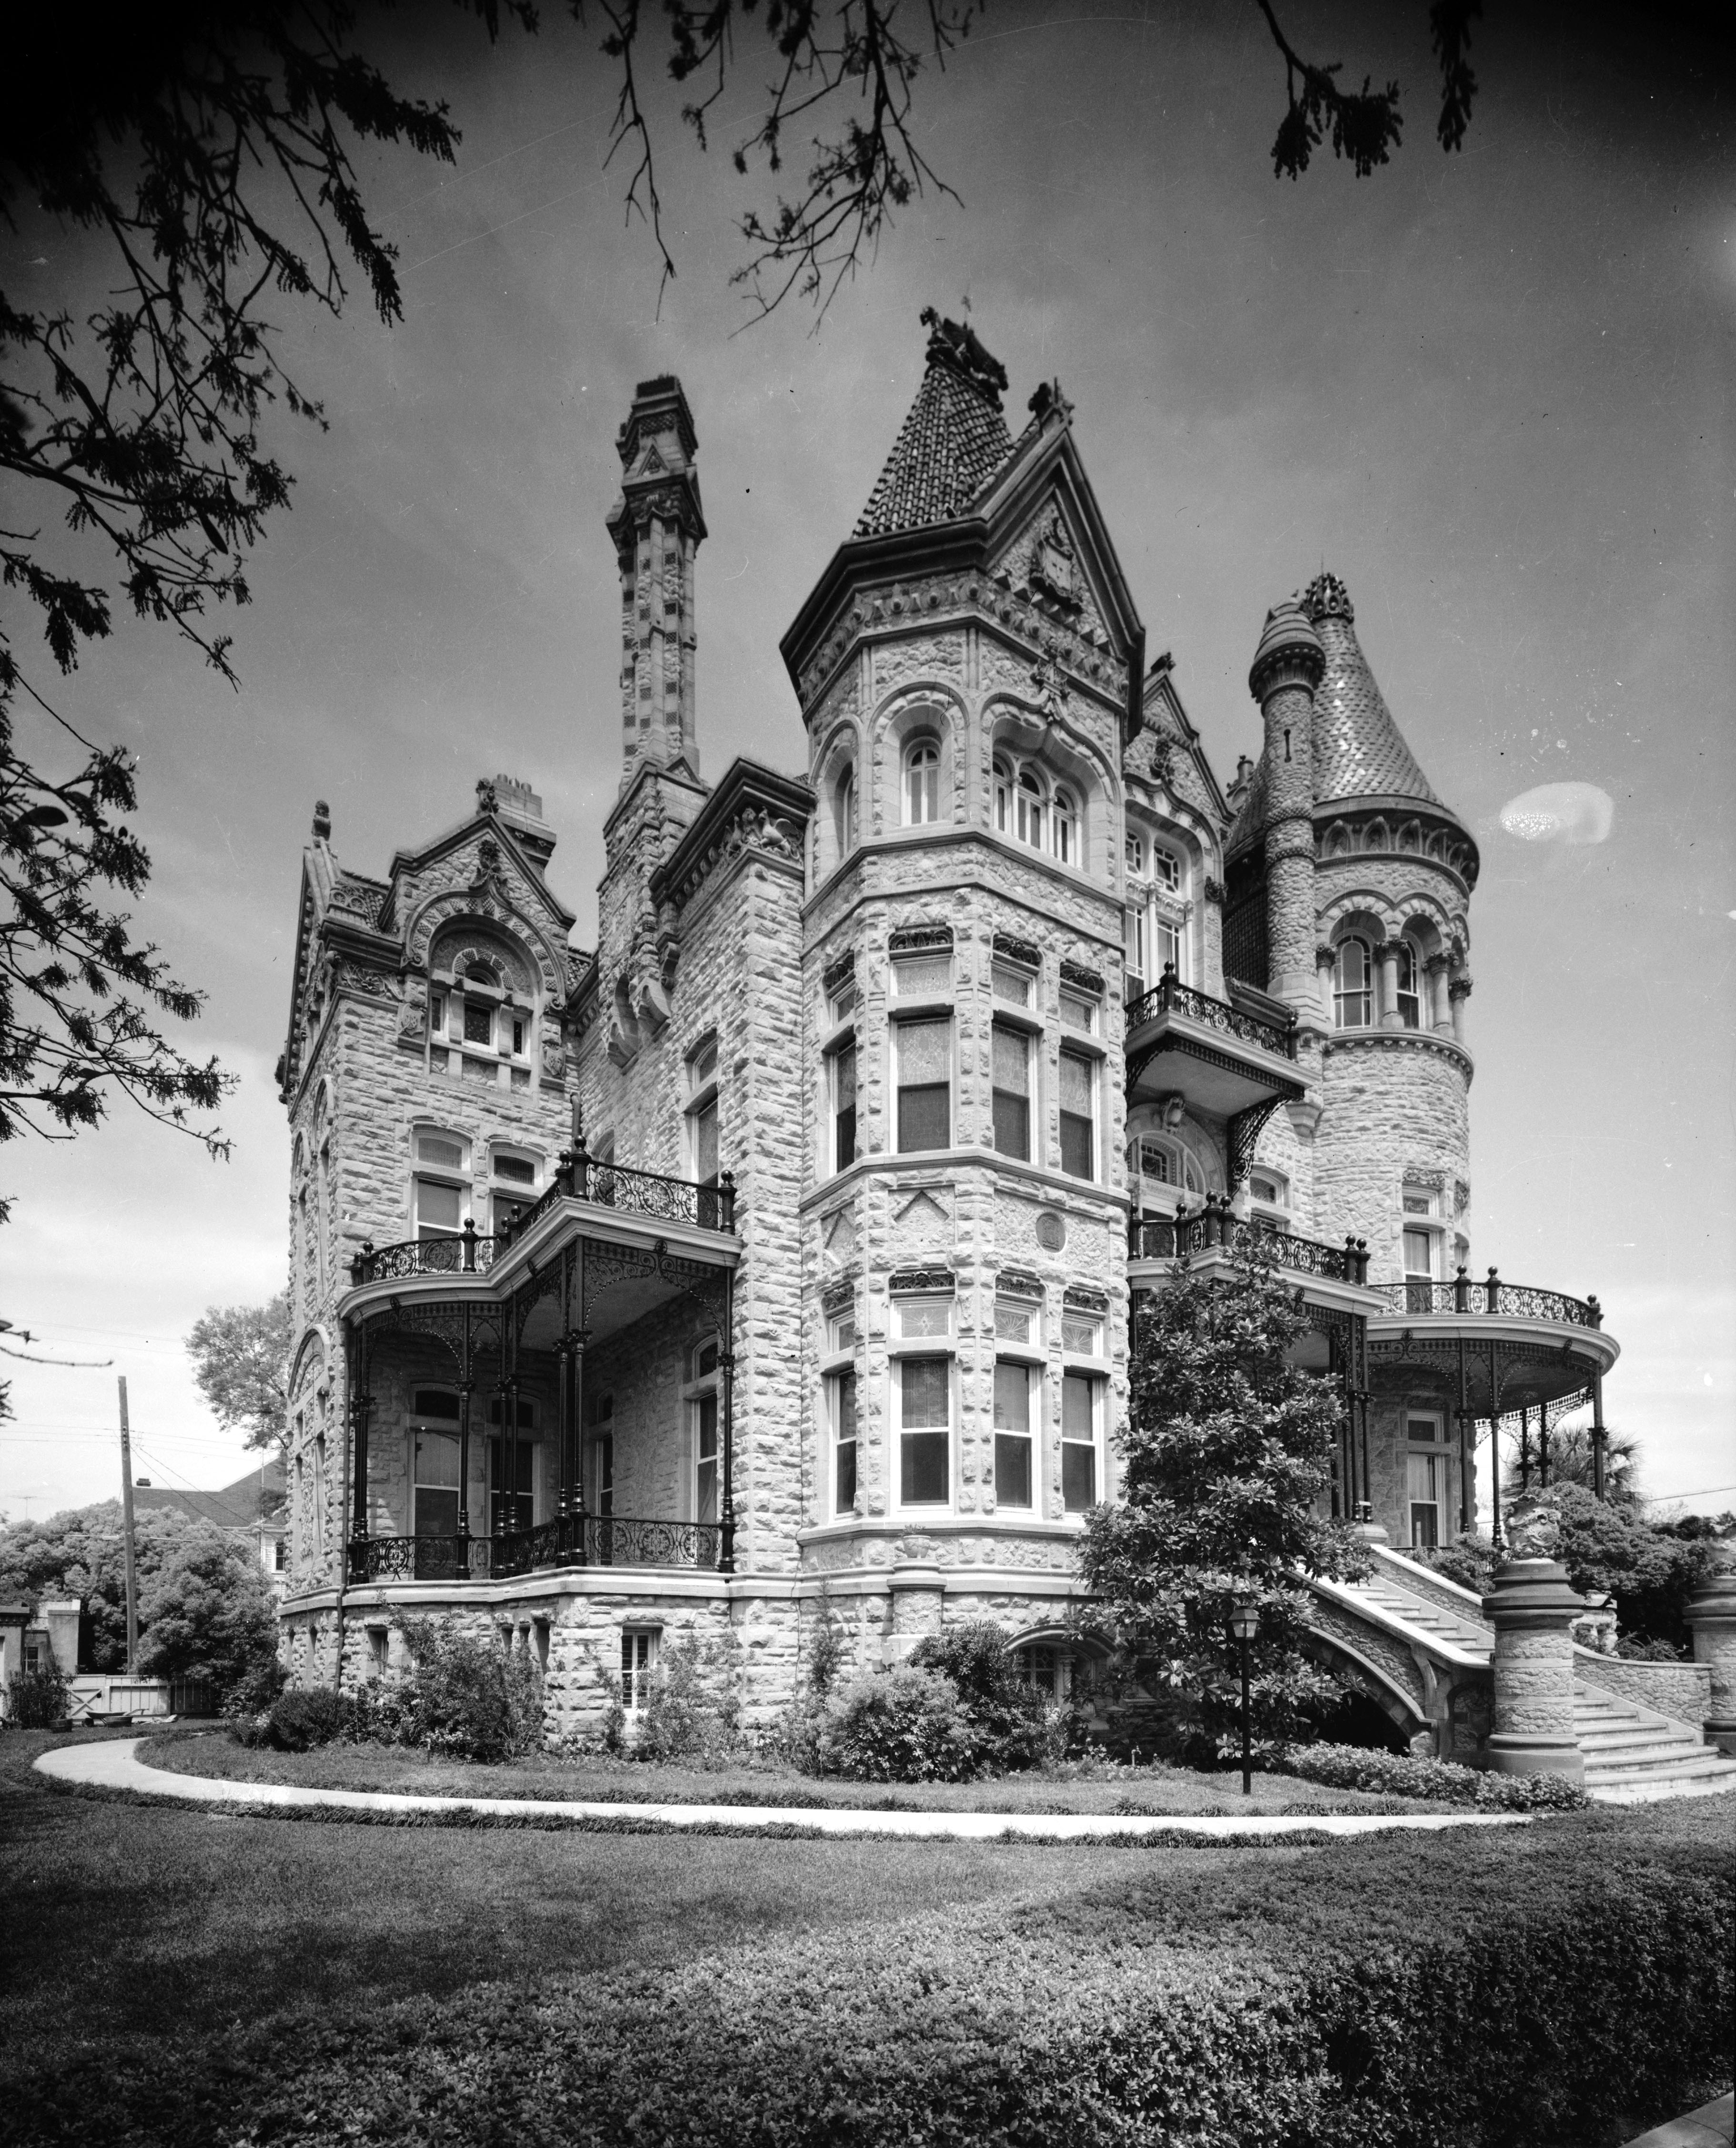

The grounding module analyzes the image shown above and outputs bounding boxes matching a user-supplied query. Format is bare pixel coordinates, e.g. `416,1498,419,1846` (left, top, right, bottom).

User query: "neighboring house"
269,317,1620,1747
133,1461,290,1597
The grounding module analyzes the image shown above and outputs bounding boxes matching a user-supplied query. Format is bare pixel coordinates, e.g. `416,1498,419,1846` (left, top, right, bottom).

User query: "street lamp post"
1229,1595,1261,1797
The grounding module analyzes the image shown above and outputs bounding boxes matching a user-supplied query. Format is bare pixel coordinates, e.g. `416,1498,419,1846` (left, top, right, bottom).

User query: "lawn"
138,1728,1440,1814
0,1729,1281,2113
8,1726,1730,2148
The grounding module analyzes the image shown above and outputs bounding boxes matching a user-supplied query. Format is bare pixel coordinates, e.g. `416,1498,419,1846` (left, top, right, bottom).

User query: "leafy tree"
1504,1422,1643,1508
136,1527,279,1698
1080,1247,1362,1754
1545,1484,1717,1657
0,1499,196,1669
187,1290,292,1453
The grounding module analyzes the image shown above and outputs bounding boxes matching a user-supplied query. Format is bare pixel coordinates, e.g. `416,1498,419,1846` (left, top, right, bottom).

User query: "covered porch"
338,1155,741,1584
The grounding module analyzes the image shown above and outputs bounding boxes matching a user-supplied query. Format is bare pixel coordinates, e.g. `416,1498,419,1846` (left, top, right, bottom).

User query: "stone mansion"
275,312,1624,1749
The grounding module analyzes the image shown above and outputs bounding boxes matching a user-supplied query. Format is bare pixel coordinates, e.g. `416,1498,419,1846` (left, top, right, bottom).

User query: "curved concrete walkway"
36,1738,1531,1843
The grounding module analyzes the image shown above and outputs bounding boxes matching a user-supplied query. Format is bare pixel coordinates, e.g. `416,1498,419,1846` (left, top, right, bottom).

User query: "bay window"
896,1356,951,1506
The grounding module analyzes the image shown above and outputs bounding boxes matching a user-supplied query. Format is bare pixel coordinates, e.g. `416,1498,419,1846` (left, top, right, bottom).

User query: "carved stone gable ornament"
1031,511,1078,604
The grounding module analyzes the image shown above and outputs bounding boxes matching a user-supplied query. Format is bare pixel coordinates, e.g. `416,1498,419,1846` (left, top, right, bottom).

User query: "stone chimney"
606,376,706,792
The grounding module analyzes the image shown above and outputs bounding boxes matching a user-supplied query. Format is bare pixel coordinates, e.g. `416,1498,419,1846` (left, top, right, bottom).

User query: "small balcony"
349,1513,727,1585
1125,969,1304,1153
1366,1265,1618,1418
1129,1204,1371,1287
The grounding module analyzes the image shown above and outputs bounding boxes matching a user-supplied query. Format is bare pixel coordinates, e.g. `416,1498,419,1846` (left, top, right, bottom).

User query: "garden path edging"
35,1739,1533,1843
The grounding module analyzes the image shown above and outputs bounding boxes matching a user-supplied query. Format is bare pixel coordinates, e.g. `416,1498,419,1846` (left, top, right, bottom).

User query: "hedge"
12,1801,1730,2148
1278,1741,1590,1812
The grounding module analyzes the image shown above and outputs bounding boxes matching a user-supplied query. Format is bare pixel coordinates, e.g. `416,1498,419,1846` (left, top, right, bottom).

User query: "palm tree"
1503,1423,1642,1508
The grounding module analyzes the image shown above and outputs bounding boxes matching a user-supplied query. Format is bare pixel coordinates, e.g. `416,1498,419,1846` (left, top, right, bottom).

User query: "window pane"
1059,1113,1093,1179
463,1002,493,1045
1062,1372,1095,1439
898,1083,949,1152
1406,1452,1441,1503
995,1433,1032,1508
836,1368,857,1442
897,1298,952,1340
1060,992,1095,1032
992,963,1032,1006
1059,1052,1093,1115
994,1301,1031,1344
693,1101,719,1182
494,1153,536,1183
898,1019,949,1085
833,1042,857,1110
1403,1228,1433,1277
414,1486,459,1537
901,1356,950,1426
416,1179,462,1231
1062,1442,1096,1512
993,1361,1030,1431
992,1090,1030,1159
414,1433,461,1489
901,1431,949,1504
1061,1315,1101,1355
893,956,951,997
1406,1417,1438,1443
991,1025,1029,1094
416,1133,464,1170
413,1388,459,1420
835,1437,858,1514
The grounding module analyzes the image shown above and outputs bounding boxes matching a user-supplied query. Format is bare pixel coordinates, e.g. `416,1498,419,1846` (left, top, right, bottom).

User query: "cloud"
1497,782,1614,845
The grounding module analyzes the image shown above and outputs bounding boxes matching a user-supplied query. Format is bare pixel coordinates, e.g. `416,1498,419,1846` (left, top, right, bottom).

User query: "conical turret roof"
854,310,1016,538
1227,571,1449,856
1305,574,1442,811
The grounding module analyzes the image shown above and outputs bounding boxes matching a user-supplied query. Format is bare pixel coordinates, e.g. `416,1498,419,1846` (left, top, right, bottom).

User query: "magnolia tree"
1080,1248,1363,1753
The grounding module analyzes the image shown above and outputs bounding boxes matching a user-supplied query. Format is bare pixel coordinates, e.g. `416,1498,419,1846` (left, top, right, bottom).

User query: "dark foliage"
1278,1741,1589,1812
4,1659,71,1728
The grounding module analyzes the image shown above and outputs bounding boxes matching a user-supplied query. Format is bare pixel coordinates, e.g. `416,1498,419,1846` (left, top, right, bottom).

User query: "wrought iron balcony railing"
1368,1269,1603,1330
1129,1203,1371,1285
347,1156,736,1286
347,1512,728,1584
1125,967,1297,1061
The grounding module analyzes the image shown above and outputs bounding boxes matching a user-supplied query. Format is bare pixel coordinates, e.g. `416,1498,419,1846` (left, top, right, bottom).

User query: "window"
1334,937,1373,1028
414,1177,463,1240
893,950,951,997
1061,1310,1103,1356
829,1040,857,1173
895,1018,951,1152
686,1337,721,1524
1016,768,1045,849
413,1130,468,1241
828,974,859,1026
1058,1050,1096,1179
1124,833,1143,875
1059,989,1097,1034
1395,941,1422,1030
687,1038,720,1192
904,739,941,825
490,1148,540,1236
488,1408,536,1537
835,769,857,857
510,1015,527,1057
992,961,1033,1008
429,992,446,1036
1250,1170,1290,1232
1017,1644,1061,1696
273,1537,287,1573
994,1298,1034,1345
590,1388,615,1523
1403,1228,1438,1280
1062,1374,1101,1512
895,1295,952,1340
991,1022,1031,1160
1052,788,1077,865
413,1429,461,1538
1407,1427,1443,1549
621,1630,656,1713
1149,845,1181,895
463,1000,493,1047
993,1359,1034,1509
897,1357,951,1506
830,1368,858,1516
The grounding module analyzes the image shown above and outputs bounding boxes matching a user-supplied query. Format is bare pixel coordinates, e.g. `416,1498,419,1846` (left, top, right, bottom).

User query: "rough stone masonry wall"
1314,1036,1470,1280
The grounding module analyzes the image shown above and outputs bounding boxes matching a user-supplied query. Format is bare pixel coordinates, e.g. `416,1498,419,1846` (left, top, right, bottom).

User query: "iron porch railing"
1367,1270,1603,1329
1130,1205,1371,1285
1125,967,1297,1062
347,1156,736,1287
348,1513,729,1585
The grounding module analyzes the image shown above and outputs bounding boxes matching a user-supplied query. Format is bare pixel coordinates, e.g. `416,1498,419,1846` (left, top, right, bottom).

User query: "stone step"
1576,1730,1701,1760
1584,1752,1736,1787
1582,1741,1716,1775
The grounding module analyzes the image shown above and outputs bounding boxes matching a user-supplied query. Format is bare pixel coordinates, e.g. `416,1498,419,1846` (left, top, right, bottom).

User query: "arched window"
1395,940,1421,1029
904,740,940,826
993,757,1013,834
1052,788,1078,865
1334,937,1372,1029
835,767,857,857
1016,768,1045,849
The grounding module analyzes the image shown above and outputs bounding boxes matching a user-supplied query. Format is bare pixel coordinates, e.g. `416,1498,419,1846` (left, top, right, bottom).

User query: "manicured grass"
0,1729,1279,2114
140,1730,1440,1814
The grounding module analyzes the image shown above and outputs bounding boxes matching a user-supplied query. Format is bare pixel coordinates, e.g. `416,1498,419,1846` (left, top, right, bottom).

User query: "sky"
2,0,1732,1524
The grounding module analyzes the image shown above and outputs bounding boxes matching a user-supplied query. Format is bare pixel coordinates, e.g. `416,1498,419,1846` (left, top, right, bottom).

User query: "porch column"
1481,1558,1588,1784
1590,1367,1608,1500
1449,974,1472,1048
1684,1546,1736,1756
349,1322,372,1549
1425,954,1452,1033
718,1265,737,1574
1376,940,1404,1029
1487,1338,1503,1547
1456,1335,1474,1536
457,1384,474,1564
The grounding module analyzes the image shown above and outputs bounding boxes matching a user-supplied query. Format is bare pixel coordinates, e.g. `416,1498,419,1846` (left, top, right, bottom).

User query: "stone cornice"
650,756,815,917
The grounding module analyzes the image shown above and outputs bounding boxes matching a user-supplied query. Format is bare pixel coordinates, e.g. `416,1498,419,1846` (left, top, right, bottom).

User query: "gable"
988,491,1112,652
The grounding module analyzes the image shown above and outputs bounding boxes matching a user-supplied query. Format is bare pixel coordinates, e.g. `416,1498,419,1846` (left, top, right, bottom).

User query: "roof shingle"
853,312,1015,539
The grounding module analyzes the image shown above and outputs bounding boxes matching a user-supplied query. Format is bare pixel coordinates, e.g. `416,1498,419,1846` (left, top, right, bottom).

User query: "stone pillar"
1480,1558,1586,1783
1425,955,1452,1033
41,1599,81,1677
1247,601,1325,1019
1449,974,1472,1048
1685,1546,1736,1755
1377,940,1404,1030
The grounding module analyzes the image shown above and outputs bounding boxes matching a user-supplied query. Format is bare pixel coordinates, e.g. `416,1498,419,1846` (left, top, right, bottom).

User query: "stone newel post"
1480,1558,1587,1784
1684,1545,1736,1756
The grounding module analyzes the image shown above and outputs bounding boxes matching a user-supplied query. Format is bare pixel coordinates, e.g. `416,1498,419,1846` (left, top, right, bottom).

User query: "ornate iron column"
1487,1336,1503,1547
718,1264,737,1574
1590,1366,1607,1499
348,1318,373,1563
456,1301,475,1575
1456,1335,1473,1536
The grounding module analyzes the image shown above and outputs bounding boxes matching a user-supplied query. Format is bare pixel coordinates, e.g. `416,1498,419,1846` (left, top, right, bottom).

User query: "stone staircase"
1573,1683,1736,1802
1319,1547,1736,1803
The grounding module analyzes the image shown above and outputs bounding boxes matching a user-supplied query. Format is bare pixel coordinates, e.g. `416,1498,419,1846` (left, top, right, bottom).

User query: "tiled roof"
1305,573,1442,810
1228,573,1443,853
132,1460,286,1529
853,313,1015,538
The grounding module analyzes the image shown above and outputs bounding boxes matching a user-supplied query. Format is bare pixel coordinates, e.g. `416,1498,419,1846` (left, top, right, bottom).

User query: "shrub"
392,1617,542,1761
909,1619,1050,1772
251,1686,359,1752
818,1665,982,1782
1278,1739,1589,1812
5,1660,71,1728
635,1632,741,1764
67,1805,1728,2148
221,1655,290,1720
1615,1633,1685,1662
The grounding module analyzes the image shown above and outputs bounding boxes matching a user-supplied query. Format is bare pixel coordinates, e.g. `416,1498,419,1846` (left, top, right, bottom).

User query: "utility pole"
118,1375,139,1673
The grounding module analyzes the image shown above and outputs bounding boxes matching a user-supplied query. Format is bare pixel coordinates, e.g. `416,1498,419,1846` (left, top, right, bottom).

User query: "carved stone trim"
821,1274,859,1316
1059,959,1104,995
1203,876,1225,906
993,933,1041,970
888,925,954,954
888,1266,954,1295
822,950,857,997
995,1267,1046,1301
1063,1284,1109,1313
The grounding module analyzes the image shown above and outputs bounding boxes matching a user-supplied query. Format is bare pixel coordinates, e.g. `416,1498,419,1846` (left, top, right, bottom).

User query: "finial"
1302,571,1354,625
920,306,1008,404
312,800,331,841
476,776,499,817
